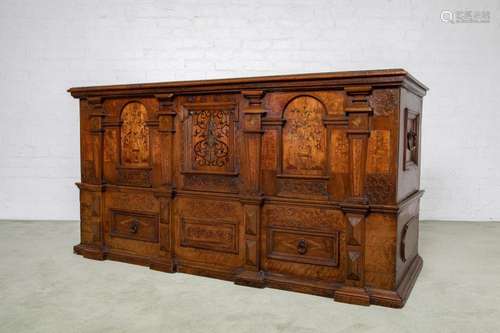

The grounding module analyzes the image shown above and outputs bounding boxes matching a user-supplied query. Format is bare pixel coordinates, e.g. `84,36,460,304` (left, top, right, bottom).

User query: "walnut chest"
68,69,427,308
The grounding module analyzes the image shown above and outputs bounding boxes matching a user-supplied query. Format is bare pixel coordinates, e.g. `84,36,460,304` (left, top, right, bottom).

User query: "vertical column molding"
150,94,177,273
344,85,373,204
75,97,107,259
335,86,373,305
235,90,266,287
155,93,176,190
87,97,106,185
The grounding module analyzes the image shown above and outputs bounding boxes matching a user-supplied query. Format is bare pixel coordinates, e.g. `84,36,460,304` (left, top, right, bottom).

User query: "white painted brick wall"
0,0,499,221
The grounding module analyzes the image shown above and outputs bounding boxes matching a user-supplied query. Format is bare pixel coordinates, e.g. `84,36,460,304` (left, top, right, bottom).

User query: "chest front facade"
70,70,426,308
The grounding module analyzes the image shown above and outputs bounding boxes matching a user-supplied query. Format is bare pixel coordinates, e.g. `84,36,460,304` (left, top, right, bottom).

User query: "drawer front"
110,210,159,243
267,228,339,267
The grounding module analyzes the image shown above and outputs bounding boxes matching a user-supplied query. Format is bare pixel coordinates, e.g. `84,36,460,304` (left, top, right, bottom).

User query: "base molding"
334,286,370,306
150,257,176,273
73,244,423,309
73,243,105,260
234,270,265,288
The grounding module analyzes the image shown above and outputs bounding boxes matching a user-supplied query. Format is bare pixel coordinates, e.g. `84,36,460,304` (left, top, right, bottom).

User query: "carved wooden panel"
183,102,237,174
180,218,238,254
282,96,327,176
121,102,150,166
267,228,339,267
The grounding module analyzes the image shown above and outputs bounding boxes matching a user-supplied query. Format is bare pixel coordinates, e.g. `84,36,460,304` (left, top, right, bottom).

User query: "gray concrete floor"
0,221,499,333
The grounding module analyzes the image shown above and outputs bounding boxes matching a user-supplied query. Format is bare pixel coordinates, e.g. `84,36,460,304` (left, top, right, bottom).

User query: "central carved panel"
282,96,327,176
183,101,237,175
192,110,230,168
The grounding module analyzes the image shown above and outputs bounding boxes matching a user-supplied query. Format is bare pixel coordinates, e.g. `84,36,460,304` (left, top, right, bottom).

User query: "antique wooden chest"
68,69,427,308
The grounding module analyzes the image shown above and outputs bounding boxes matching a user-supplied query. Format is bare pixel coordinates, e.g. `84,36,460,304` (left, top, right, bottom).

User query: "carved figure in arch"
282,96,327,176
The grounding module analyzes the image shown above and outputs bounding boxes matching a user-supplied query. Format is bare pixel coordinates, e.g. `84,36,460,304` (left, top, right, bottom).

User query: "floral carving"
192,110,230,168
365,174,393,203
121,102,150,166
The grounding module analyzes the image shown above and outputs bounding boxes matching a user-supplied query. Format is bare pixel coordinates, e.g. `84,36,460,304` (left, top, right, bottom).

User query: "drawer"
267,228,339,267
110,209,159,243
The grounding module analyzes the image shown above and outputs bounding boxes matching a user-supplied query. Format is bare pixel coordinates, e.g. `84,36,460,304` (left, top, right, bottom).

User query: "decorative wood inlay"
155,93,176,187
332,130,349,173
180,218,238,254
80,190,101,244
282,96,327,176
367,130,391,174
104,129,117,163
183,174,239,193
365,174,393,203
370,89,398,116
121,102,150,166
266,205,343,233
351,139,364,197
261,130,278,170
277,177,328,199
183,101,237,175
192,109,231,168
71,70,427,308
117,166,152,187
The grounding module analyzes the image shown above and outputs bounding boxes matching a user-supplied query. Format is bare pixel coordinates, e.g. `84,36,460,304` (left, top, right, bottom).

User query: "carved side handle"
400,223,409,262
297,239,308,255
407,129,418,152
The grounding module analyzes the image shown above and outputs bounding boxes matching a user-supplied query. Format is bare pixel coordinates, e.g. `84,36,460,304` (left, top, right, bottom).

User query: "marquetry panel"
180,218,238,254
121,102,150,167
367,130,391,174
282,96,327,176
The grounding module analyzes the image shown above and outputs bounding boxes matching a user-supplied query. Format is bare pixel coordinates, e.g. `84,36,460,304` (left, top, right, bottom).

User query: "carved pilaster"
74,182,105,260
335,86,373,305
155,94,176,189
235,90,266,287
151,189,176,273
345,85,373,203
87,97,106,185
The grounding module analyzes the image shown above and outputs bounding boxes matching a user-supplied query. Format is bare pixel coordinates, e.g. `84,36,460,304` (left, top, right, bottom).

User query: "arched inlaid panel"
120,102,150,166
282,96,327,176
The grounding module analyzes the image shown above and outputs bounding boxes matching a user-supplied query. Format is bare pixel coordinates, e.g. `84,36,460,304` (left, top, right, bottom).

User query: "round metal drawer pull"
129,220,139,234
297,239,307,255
